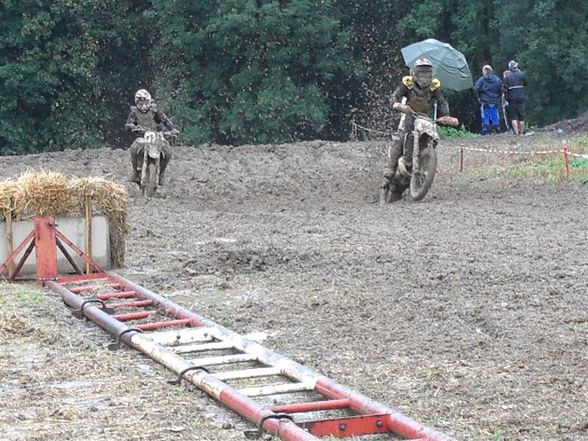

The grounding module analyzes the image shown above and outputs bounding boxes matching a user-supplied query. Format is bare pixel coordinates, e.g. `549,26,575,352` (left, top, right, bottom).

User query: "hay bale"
17,171,74,218
0,179,26,221
0,171,129,267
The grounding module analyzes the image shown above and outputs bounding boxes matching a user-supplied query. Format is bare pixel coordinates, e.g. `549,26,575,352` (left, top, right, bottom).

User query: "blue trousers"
480,104,499,134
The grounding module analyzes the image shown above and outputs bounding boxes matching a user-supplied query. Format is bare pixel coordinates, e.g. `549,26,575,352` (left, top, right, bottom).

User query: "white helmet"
411,58,433,89
134,89,152,112
414,58,433,69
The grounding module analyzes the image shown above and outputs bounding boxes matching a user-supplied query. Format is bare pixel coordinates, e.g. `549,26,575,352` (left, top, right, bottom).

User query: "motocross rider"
125,89,178,185
382,58,450,193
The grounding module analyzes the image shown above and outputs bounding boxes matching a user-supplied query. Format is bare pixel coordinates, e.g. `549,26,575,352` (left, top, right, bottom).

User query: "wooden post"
563,144,570,178
6,213,15,278
85,196,93,274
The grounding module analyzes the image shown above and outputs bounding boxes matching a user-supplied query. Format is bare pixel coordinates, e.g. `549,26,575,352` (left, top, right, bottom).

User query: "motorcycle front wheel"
409,144,437,201
144,161,158,197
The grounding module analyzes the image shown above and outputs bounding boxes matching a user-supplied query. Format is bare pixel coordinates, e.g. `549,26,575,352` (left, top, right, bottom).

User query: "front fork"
412,130,421,174
139,150,161,189
140,149,149,188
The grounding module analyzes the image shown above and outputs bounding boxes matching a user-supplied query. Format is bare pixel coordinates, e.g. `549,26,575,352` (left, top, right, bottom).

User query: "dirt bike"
381,108,458,203
133,128,177,197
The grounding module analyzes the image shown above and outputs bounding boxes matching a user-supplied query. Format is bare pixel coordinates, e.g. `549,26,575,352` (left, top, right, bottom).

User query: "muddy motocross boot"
128,168,140,183
128,154,140,183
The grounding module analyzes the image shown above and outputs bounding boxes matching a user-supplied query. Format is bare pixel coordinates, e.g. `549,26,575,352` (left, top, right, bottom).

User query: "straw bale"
0,171,129,267
16,170,75,218
0,179,26,221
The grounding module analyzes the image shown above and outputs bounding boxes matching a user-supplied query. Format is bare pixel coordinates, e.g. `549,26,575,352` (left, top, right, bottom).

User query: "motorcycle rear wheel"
144,161,158,197
409,145,437,201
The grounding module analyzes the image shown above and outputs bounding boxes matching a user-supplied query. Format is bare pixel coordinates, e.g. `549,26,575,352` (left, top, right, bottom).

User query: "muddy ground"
0,131,587,441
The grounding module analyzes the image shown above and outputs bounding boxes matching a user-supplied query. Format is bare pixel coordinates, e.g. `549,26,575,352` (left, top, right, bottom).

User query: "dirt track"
1,134,587,440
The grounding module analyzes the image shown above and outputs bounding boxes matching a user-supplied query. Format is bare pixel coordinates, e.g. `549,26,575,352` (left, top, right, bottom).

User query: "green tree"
152,0,359,145
495,0,588,125
92,0,154,147
0,0,104,154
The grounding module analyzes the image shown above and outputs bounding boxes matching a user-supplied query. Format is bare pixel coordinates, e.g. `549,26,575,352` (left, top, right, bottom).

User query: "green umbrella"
401,38,473,91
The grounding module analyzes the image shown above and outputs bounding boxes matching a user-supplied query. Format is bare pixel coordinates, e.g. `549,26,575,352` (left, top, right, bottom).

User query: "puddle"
168,287,248,307
51,379,98,390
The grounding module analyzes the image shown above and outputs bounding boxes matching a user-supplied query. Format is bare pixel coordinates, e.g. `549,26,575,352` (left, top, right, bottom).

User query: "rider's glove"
393,103,411,113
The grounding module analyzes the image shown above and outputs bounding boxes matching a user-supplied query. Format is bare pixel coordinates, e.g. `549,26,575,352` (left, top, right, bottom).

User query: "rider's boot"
128,150,140,183
128,169,140,183
379,180,389,205
379,167,396,205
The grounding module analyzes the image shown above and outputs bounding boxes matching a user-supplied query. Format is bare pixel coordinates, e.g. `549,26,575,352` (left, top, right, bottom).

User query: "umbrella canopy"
401,38,473,91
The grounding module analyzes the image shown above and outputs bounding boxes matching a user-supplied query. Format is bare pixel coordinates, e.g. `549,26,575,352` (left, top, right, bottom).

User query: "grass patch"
463,133,588,183
506,155,588,183
0,282,45,305
438,125,478,140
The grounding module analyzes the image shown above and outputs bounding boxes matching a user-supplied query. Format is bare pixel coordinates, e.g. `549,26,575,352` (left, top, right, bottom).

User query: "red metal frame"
300,414,390,437
34,217,58,281
0,216,103,283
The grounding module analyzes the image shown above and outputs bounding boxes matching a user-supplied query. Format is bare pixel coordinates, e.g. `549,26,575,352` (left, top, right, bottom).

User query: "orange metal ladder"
45,272,456,441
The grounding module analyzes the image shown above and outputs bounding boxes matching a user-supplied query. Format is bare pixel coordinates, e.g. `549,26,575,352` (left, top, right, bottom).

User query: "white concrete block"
0,216,111,274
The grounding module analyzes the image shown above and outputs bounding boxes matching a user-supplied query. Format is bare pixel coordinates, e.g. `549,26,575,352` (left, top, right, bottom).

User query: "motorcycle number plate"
147,144,161,159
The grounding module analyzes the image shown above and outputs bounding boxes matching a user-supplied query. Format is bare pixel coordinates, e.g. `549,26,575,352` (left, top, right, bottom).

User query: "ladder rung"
271,398,351,414
189,353,258,366
239,381,315,397
213,367,282,381
107,299,154,309
113,310,156,321
136,319,192,331
98,290,138,300
146,327,214,345
70,282,121,293
170,341,235,354
60,276,110,285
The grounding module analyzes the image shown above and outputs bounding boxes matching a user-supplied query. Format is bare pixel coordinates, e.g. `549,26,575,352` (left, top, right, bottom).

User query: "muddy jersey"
125,103,176,132
391,76,449,116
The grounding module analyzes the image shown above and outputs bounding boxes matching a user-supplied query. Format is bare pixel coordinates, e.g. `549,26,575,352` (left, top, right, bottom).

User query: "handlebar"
395,106,459,127
131,126,179,137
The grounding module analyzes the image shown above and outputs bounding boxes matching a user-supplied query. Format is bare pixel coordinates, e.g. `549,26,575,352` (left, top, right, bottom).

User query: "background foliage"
1,0,586,154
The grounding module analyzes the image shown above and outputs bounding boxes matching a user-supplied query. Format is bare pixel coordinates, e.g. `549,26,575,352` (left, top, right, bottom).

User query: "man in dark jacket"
473,65,503,134
503,60,527,135
125,89,178,185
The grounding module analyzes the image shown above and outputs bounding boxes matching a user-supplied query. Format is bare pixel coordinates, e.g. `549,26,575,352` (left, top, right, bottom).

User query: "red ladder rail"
45,273,456,441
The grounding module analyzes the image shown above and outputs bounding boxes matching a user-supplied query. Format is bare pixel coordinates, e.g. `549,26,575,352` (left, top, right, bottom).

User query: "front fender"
414,117,440,142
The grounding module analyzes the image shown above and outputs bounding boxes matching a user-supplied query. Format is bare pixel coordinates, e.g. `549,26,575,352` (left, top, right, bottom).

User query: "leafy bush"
438,125,478,139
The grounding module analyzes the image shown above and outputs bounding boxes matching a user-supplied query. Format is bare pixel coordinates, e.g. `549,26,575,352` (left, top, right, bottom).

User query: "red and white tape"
455,144,588,159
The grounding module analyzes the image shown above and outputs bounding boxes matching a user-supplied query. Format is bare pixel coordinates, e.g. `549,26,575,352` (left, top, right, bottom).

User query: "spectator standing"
473,65,503,135
501,70,511,131
503,60,527,135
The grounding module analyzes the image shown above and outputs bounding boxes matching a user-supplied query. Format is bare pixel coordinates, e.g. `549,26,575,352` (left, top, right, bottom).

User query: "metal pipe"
45,278,319,441
106,273,456,440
